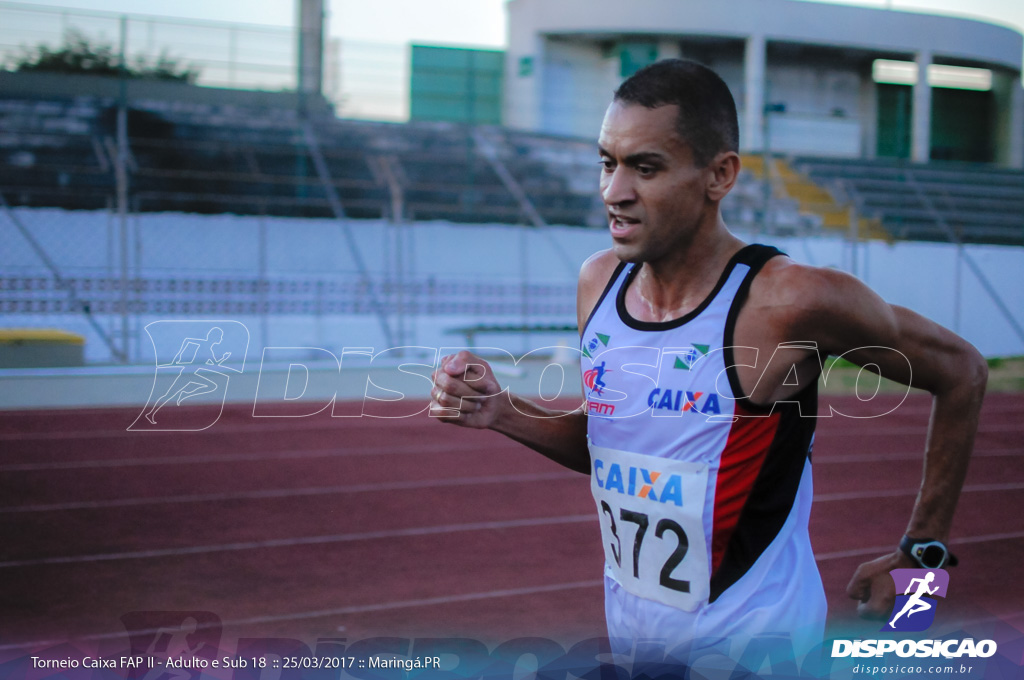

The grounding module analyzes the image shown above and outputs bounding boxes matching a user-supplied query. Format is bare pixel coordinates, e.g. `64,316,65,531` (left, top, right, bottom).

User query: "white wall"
505,0,1022,158
3,209,1023,360
540,39,616,138
507,0,1022,71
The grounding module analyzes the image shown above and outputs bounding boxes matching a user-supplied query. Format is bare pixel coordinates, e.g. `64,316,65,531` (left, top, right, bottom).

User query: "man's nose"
602,167,635,205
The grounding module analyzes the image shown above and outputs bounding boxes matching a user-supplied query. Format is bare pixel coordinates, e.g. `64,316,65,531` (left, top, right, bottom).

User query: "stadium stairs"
792,156,1024,247
741,154,889,241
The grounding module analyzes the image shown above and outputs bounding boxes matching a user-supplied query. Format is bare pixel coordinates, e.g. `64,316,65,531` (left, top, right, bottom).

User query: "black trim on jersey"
723,244,785,414
710,242,818,601
614,244,764,332
581,260,628,339
708,391,817,602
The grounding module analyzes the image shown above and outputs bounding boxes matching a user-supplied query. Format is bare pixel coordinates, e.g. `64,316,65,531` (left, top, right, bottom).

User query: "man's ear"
706,151,741,202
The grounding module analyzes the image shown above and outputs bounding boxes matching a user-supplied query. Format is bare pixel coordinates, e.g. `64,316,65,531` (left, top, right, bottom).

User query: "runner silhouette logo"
883,568,950,632
130,320,249,432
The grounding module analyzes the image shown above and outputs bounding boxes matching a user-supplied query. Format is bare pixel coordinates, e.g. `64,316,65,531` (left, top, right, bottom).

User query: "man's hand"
846,550,915,619
431,350,591,472
430,350,505,429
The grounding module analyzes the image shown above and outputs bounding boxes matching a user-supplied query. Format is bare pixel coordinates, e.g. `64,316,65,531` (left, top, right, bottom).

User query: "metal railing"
0,1,295,91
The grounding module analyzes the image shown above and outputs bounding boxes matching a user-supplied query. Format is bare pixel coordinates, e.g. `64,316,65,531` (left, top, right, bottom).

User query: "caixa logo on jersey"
647,388,722,415
592,458,684,506
832,569,998,660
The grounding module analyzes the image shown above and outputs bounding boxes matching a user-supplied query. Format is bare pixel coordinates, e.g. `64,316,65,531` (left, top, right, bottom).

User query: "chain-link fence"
2,3,1023,366
0,1,295,91
5,193,1024,365
0,2,421,121
0,202,594,364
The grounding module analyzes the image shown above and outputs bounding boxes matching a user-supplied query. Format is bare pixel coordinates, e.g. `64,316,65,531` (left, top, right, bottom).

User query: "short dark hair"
613,58,739,167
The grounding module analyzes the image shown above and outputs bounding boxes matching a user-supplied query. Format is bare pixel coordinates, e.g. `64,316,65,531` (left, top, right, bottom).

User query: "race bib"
590,444,711,611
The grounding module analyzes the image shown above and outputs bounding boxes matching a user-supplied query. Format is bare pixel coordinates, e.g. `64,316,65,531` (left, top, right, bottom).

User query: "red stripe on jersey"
710,403,780,573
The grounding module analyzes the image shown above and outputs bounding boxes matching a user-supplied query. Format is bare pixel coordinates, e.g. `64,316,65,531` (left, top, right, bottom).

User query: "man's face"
597,101,711,264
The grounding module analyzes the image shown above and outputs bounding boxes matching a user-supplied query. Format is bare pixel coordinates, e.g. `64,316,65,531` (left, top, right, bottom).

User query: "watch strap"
899,535,958,568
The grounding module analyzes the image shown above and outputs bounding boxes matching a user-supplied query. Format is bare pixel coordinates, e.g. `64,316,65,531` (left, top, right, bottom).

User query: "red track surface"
1,392,1023,654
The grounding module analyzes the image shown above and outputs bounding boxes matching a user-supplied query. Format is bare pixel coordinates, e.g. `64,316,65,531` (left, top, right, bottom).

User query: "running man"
430,60,986,660
583,360,610,397
144,327,231,424
889,572,940,628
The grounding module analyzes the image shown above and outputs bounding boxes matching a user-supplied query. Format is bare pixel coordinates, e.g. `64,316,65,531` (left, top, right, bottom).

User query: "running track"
1,392,1023,655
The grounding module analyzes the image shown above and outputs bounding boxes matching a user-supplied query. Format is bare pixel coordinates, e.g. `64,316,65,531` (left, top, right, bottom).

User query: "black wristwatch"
899,535,958,569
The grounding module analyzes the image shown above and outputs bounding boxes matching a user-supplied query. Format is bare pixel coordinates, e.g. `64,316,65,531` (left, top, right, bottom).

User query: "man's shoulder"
580,249,620,282
748,255,861,328
577,250,622,330
578,249,624,300
753,255,856,315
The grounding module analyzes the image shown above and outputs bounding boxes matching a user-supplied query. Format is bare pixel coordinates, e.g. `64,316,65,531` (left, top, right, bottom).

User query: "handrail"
302,119,395,348
471,128,579,278
905,170,1024,345
0,191,126,361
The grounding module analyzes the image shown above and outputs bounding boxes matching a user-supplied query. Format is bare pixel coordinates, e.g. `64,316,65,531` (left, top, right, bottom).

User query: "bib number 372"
590,445,710,612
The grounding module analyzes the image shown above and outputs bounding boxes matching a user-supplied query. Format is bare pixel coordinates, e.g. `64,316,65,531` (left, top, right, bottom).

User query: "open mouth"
610,214,640,236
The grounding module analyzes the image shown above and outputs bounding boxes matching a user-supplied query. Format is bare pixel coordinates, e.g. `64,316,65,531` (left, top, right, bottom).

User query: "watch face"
919,544,946,568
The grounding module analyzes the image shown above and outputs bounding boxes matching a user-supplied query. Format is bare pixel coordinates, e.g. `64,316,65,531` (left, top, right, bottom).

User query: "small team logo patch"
583,360,613,397
883,569,950,632
582,332,611,359
673,343,710,370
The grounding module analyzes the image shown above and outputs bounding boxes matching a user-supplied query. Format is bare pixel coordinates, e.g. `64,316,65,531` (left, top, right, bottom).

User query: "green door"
876,83,911,159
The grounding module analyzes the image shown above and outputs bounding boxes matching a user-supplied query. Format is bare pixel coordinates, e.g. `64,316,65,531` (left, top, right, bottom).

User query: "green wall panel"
410,45,505,125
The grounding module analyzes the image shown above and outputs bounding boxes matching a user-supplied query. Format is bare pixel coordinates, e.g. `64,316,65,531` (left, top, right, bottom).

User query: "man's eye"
598,159,614,171
637,166,656,176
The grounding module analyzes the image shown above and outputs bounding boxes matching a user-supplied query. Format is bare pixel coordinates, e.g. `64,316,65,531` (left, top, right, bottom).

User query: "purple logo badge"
883,569,950,632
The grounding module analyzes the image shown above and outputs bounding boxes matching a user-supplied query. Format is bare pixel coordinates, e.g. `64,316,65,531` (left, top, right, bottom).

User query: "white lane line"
4,475,1018,515
6,478,1022,565
0,579,605,651
0,514,597,569
815,530,1024,562
851,403,1024,417
815,423,1023,437
4,443,1019,474
0,440,512,472
815,447,1022,464
814,482,1024,503
3,403,727,439
0,471,582,513
3,406,1020,442
186,581,603,627
0,413,489,442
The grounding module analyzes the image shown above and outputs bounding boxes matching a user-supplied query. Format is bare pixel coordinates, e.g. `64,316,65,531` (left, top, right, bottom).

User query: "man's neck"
631,223,745,323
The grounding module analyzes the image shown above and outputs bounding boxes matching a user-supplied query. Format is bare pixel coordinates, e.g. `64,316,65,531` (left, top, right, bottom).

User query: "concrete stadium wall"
2,209,1023,362
0,71,332,113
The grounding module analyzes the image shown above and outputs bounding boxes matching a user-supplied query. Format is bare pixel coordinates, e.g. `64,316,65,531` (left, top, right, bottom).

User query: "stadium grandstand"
1,0,1023,369
3,3,1024,671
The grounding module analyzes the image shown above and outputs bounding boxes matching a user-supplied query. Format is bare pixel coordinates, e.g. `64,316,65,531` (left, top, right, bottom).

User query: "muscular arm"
494,401,590,474
759,262,987,617
430,250,621,475
436,360,589,473
844,304,985,617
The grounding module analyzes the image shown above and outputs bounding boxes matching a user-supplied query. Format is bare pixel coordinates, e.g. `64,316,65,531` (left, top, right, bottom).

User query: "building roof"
509,0,1023,72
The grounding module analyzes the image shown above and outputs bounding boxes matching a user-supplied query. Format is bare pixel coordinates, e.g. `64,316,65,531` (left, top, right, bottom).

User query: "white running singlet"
580,244,825,663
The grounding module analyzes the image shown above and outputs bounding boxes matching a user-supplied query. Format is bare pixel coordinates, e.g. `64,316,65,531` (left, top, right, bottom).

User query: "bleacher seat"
794,156,1024,246
5,93,1016,245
